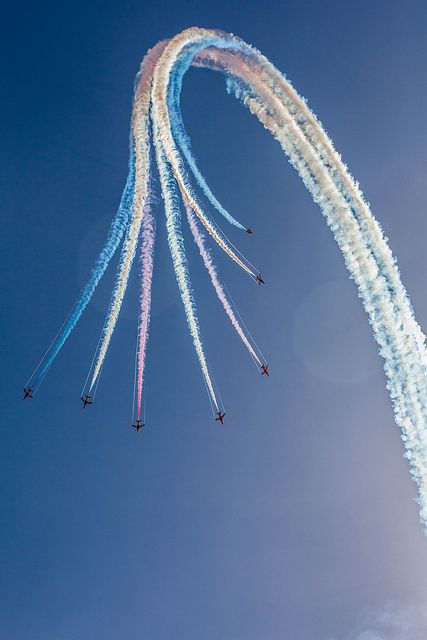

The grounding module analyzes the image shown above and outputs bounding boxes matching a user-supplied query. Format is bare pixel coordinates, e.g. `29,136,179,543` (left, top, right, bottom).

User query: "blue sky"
2,1,427,638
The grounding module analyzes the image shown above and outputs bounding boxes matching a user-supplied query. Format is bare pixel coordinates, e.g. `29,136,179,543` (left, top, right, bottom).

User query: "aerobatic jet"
261,364,269,376
255,273,265,285
23,387,33,400
132,419,144,433
80,394,92,408
215,410,226,424
246,228,253,235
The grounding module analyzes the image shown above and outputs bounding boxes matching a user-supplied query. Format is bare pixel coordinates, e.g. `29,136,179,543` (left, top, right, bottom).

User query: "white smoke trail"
152,127,219,411
185,202,262,366
136,199,156,419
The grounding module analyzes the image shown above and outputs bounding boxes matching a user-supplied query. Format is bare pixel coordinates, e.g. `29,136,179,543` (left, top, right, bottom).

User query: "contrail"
185,202,262,366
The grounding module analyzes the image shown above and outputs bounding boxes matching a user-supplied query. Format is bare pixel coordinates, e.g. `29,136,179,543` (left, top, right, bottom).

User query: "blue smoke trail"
166,36,249,233
167,76,247,231
32,140,136,387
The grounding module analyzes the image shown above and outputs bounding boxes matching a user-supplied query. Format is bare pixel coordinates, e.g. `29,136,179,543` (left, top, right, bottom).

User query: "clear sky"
2,1,427,638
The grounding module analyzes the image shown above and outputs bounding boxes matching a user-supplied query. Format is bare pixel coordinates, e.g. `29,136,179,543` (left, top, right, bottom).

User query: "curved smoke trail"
152,28,427,528
168,83,247,231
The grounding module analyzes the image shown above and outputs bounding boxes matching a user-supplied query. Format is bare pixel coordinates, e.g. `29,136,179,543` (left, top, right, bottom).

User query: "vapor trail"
185,202,262,366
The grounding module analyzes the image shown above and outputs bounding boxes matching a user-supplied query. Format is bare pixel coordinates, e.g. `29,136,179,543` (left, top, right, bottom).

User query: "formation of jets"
24,362,270,425
23,258,270,427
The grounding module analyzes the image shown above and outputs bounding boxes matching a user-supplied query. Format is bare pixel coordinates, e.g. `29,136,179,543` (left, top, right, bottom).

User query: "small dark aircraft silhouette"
215,410,226,424
261,364,269,376
132,419,144,433
255,273,265,285
23,387,33,400
80,394,92,408
246,228,253,235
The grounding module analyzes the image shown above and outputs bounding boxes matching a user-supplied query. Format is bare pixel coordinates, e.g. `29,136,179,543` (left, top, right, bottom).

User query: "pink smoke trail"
185,203,262,367
136,201,156,420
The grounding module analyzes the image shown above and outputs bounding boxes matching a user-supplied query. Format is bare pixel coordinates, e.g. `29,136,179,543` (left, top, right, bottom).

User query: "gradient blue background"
2,1,427,638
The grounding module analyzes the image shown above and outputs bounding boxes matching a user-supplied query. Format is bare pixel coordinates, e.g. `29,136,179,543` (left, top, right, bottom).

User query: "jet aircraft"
23,387,33,400
261,364,269,376
215,410,226,424
132,419,144,433
80,394,92,408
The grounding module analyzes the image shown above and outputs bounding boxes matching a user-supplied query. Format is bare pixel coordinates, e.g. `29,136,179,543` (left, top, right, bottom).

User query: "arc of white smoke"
89,43,167,390
136,201,156,419
159,28,427,527
152,127,219,412
215,54,427,464
185,202,262,367
227,68,427,482
207,43,426,384
212,43,427,363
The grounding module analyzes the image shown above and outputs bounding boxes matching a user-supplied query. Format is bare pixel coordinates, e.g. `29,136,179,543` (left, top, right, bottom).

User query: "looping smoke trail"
29,27,427,530
185,202,262,366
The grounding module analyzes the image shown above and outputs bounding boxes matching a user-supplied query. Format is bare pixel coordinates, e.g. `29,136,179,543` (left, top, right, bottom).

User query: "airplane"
215,410,226,424
261,364,269,376
132,419,144,433
80,394,92,408
255,273,265,285
246,228,253,235
23,387,33,400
